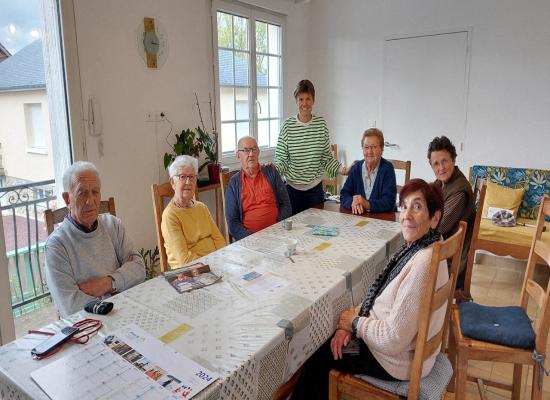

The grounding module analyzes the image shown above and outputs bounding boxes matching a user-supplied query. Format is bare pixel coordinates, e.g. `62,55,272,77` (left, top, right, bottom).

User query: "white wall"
65,0,310,250
307,0,550,173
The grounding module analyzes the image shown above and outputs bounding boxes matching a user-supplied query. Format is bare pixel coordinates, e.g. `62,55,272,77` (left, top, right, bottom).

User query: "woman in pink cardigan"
291,179,448,399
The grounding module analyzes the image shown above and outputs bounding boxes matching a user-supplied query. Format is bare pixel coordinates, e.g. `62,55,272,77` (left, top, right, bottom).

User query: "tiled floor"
444,255,550,400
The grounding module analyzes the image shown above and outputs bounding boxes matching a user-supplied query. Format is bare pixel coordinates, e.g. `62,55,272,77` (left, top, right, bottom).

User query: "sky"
0,0,42,55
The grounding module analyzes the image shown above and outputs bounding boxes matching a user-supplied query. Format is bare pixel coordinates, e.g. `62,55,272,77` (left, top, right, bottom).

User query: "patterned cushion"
471,165,550,221
355,352,452,400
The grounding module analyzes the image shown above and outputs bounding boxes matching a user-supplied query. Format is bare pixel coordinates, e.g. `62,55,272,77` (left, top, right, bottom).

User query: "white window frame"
212,1,285,166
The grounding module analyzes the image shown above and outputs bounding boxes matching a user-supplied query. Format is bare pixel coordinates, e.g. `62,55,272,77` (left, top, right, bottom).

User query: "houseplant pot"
207,163,221,184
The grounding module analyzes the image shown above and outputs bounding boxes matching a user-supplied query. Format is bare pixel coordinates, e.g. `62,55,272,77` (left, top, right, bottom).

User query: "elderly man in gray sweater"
45,161,145,317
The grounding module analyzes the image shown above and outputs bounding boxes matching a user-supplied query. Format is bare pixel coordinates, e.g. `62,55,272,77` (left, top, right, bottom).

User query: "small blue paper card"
311,225,340,236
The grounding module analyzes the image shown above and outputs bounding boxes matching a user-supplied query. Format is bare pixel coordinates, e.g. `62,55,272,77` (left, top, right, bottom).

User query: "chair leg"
531,364,542,400
447,327,457,393
463,247,476,299
328,369,342,400
454,345,468,400
511,364,522,400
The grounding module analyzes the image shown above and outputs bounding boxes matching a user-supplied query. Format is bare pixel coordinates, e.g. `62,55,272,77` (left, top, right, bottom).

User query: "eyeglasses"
238,147,259,154
174,174,197,182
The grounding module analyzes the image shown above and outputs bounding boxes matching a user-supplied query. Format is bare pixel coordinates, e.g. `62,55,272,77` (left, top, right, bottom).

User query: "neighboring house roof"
218,49,268,87
0,42,11,60
0,40,45,92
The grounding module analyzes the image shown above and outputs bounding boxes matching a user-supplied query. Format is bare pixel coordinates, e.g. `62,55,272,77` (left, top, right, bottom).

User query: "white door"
381,30,470,182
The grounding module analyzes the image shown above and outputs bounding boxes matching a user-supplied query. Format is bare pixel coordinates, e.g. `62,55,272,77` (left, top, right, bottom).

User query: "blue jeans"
286,182,325,216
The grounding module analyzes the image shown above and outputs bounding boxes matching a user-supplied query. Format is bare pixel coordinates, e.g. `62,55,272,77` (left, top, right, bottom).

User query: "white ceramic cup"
285,238,298,256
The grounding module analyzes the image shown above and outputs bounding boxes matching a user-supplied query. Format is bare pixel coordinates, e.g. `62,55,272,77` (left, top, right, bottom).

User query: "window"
24,102,47,151
214,3,283,156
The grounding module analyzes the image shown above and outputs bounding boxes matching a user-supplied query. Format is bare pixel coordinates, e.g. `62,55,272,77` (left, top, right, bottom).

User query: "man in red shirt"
225,136,292,240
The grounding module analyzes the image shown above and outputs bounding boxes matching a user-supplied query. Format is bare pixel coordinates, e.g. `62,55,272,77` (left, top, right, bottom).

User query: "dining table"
0,205,403,400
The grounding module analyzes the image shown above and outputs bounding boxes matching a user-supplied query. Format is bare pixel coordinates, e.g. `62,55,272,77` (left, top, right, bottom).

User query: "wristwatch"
108,275,117,293
352,316,360,336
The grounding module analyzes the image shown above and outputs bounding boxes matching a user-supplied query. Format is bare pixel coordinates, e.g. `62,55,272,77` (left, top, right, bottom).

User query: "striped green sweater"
274,115,341,185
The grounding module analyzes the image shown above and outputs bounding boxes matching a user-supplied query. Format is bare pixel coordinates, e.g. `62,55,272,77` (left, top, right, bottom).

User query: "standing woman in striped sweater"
275,80,350,215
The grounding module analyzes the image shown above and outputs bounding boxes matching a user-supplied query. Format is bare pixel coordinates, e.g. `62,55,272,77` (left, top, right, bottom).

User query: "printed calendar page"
31,324,218,400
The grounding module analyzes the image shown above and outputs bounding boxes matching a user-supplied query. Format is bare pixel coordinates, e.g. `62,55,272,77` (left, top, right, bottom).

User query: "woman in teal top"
275,80,350,215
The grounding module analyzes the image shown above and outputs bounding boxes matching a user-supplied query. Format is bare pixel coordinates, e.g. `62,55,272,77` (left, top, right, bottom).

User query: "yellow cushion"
482,180,525,218
478,218,550,248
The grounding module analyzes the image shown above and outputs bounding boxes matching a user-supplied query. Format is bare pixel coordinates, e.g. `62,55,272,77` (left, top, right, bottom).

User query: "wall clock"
137,17,168,69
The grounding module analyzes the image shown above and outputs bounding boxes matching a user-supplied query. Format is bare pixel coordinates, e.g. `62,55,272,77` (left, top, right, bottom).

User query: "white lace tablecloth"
0,208,402,400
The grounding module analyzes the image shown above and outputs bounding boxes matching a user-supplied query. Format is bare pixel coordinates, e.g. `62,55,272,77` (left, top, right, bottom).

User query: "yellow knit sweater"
161,200,226,268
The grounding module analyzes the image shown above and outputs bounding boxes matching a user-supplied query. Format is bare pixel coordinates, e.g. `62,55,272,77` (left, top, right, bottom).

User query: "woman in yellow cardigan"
161,155,226,268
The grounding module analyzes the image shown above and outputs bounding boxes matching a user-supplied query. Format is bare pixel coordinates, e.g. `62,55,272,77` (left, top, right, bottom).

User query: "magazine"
163,262,222,293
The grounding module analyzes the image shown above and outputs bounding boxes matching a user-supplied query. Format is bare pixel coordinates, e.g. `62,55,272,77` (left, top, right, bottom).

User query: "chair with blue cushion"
329,221,466,400
448,195,550,400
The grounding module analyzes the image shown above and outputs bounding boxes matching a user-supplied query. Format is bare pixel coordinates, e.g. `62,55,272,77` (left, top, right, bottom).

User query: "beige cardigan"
356,245,448,380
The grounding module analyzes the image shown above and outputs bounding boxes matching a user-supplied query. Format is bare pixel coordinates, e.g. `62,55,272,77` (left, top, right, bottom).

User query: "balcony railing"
0,179,56,316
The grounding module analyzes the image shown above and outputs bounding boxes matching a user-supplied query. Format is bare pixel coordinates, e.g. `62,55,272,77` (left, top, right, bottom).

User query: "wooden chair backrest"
407,221,466,398
388,159,411,193
151,182,174,272
44,197,116,235
323,144,339,194
219,170,238,243
520,195,550,353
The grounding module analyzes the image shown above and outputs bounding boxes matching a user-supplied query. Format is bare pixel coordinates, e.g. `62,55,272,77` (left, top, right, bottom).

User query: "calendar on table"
30,324,218,400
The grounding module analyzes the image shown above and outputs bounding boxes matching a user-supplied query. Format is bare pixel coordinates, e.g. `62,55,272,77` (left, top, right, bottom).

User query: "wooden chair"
323,144,339,194
219,170,238,243
151,182,174,272
44,197,116,235
462,175,485,299
329,221,466,400
388,159,411,193
448,196,550,400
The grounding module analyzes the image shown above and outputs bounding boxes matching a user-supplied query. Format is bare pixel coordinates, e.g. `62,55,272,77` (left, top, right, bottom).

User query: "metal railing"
0,179,56,316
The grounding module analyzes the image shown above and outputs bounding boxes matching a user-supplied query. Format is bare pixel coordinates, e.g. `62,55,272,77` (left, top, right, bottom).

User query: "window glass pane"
220,87,235,121
256,55,267,87
236,122,250,142
268,24,280,55
218,49,234,86
268,56,279,87
235,87,249,120
25,103,45,148
269,118,280,147
255,21,267,53
258,120,269,147
217,12,233,48
234,51,249,87
233,15,248,51
269,88,279,119
257,88,268,119
222,122,236,153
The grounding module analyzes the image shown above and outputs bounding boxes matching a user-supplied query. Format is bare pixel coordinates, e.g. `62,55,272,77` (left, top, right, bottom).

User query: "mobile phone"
31,326,79,357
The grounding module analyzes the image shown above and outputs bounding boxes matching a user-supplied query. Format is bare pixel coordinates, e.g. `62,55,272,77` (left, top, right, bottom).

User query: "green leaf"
164,153,173,169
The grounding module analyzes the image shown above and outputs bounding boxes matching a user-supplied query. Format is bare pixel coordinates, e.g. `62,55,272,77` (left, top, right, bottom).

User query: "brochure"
163,262,222,293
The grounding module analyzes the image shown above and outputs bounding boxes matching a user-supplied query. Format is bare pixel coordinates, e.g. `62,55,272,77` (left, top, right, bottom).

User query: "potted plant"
196,125,220,184
163,93,220,183
163,128,203,170
194,93,220,184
